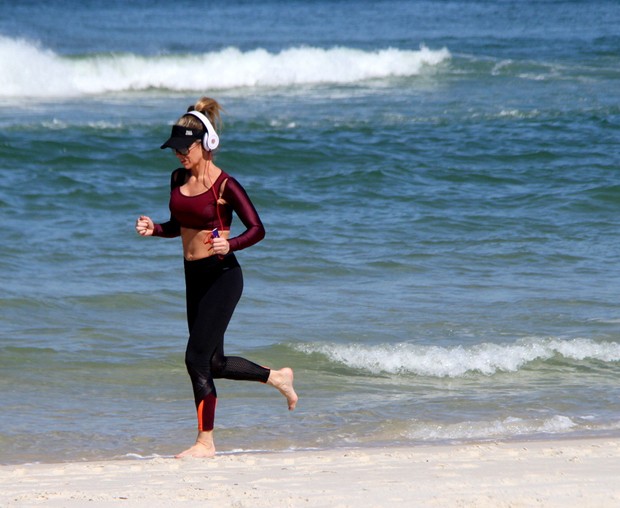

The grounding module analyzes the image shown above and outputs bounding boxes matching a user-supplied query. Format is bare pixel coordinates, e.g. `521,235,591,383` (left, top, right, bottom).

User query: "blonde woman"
136,97,297,458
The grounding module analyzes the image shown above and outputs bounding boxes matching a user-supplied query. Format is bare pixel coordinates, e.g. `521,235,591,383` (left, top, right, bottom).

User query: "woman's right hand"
136,215,154,236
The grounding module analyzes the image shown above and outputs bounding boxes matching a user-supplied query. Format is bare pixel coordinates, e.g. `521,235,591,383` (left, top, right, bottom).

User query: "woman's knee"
185,345,207,374
210,353,226,378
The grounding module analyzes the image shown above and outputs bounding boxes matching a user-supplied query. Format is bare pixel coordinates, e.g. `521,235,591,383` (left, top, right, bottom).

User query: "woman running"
135,97,297,458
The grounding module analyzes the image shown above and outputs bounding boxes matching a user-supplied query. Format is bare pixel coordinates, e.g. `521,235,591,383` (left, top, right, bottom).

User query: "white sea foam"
125,453,170,460
296,337,620,377
0,35,450,98
406,415,578,441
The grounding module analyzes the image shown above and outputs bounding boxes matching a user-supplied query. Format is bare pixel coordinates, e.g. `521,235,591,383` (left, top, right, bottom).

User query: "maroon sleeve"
152,218,180,238
222,177,265,251
152,169,183,238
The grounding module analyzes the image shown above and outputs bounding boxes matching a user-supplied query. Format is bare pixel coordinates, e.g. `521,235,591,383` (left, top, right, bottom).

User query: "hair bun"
193,97,223,131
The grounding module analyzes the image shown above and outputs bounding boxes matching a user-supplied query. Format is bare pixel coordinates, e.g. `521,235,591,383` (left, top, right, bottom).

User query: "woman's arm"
136,168,184,238
223,177,265,251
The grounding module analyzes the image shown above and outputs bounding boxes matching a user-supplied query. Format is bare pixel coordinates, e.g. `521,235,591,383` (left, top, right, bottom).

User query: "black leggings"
184,254,270,431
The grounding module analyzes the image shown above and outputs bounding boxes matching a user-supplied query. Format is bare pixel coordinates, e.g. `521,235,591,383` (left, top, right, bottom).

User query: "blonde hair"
176,96,224,132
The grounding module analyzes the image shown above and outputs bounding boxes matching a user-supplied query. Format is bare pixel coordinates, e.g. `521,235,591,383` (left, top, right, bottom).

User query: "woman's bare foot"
267,367,298,410
175,433,216,459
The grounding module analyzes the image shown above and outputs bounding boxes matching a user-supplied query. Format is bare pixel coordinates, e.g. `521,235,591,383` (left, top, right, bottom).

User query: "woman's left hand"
212,236,230,256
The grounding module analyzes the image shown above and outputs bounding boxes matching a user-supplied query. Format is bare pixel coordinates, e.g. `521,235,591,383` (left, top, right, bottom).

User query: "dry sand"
1,437,618,507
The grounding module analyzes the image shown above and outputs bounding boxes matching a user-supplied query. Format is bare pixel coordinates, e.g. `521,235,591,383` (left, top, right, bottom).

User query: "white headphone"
186,110,220,151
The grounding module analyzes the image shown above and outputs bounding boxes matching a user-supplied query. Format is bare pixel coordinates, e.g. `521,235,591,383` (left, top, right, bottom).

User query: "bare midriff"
182,227,231,261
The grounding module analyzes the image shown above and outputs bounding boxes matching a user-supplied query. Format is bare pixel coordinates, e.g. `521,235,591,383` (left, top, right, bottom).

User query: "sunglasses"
173,141,198,156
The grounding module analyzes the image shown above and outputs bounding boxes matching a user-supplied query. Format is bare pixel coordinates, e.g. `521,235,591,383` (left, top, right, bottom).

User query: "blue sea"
1,0,619,465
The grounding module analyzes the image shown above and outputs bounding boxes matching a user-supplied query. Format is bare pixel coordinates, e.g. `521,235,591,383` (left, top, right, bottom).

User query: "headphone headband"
186,110,220,151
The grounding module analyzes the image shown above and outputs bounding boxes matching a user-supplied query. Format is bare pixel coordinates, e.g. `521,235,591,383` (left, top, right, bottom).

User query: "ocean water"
1,0,620,465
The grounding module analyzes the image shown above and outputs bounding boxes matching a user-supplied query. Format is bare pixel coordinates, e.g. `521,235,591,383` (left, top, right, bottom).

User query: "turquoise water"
1,0,620,464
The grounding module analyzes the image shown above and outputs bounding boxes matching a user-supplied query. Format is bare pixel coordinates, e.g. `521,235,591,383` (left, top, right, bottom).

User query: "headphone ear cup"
186,110,219,151
206,132,219,150
202,132,219,151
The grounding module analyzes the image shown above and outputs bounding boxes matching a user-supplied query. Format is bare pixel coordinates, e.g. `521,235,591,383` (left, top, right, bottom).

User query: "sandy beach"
1,437,618,507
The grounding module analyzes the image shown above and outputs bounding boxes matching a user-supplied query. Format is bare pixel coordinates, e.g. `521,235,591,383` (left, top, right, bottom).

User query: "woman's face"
175,141,202,168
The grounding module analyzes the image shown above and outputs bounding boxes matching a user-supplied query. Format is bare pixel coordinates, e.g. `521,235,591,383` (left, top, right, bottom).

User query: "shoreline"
2,437,618,507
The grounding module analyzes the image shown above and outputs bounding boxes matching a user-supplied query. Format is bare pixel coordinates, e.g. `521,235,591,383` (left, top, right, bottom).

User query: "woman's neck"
189,159,221,191
189,158,209,177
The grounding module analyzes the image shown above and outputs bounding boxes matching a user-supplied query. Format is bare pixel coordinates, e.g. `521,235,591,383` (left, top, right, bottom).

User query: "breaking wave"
295,337,620,377
0,35,450,98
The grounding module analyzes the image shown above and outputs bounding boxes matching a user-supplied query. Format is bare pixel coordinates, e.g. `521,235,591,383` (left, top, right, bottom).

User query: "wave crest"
0,35,450,98
295,337,620,377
